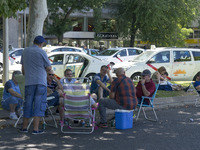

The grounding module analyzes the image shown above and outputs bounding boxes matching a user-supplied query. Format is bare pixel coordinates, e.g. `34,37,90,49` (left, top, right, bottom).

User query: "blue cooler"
115,109,133,130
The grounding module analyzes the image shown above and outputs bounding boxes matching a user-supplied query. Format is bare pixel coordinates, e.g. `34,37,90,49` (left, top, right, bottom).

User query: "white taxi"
48,51,109,80
112,47,200,81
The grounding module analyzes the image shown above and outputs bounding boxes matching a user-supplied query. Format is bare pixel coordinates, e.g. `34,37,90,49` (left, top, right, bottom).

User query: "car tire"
131,72,141,82
85,73,96,82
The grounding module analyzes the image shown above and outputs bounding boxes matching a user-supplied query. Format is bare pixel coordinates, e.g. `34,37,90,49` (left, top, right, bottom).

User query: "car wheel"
131,72,141,82
85,73,96,82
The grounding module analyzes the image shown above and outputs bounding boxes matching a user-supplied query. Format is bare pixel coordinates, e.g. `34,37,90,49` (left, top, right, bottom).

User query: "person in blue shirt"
194,71,200,94
90,65,113,100
1,71,23,120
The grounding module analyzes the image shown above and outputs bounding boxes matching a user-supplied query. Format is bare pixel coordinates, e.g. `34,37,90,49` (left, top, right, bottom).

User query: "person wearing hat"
1,71,23,120
136,69,156,105
20,35,52,135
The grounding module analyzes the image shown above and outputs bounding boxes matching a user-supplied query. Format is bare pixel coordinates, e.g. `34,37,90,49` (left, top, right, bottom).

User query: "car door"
49,54,65,78
146,51,172,78
127,48,143,61
65,54,85,78
172,50,194,80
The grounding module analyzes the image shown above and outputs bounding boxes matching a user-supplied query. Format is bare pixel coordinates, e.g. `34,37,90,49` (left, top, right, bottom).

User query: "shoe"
98,122,108,128
9,113,18,120
32,130,44,135
19,128,28,133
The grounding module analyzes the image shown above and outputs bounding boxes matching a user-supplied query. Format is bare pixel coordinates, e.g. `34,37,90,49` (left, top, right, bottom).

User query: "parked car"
112,47,200,81
0,48,24,74
9,48,24,65
95,47,144,64
43,45,84,54
48,51,109,80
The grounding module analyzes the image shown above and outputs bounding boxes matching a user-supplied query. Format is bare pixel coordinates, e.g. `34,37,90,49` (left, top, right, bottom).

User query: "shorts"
1,96,23,111
47,91,59,106
23,85,47,118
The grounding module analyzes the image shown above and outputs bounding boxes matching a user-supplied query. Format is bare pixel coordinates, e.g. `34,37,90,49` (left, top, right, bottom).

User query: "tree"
45,0,106,44
111,0,200,47
0,0,27,18
26,0,48,46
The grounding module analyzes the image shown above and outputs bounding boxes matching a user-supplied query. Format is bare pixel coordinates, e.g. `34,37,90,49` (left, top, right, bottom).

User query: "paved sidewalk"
0,94,199,127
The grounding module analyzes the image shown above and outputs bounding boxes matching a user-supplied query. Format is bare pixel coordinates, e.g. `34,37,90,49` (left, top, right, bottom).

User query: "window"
10,49,23,57
150,51,170,63
192,51,200,61
48,54,64,65
67,54,85,64
117,49,127,57
173,51,191,62
128,49,143,56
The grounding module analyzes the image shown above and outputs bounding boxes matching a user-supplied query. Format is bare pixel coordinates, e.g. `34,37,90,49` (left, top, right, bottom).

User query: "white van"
112,47,200,81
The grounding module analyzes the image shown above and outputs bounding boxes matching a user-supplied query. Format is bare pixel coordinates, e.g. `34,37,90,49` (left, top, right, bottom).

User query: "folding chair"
136,84,159,122
61,81,96,134
14,74,58,129
188,82,200,107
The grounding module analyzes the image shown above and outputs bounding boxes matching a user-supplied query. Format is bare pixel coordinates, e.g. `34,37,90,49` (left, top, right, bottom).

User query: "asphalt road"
0,105,200,150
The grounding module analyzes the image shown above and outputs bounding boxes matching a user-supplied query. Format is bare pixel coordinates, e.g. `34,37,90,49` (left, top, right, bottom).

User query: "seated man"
136,69,156,105
60,69,79,85
194,71,200,94
90,65,113,100
47,70,64,121
98,68,137,128
1,71,23,120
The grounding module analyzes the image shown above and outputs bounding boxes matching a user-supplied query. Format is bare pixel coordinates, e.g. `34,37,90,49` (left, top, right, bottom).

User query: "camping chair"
61,80,96,134
14,74,58,129
136,84,159,122
188,82,200,107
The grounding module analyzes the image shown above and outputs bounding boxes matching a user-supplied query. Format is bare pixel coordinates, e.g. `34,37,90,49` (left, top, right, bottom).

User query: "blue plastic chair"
136,84,159,122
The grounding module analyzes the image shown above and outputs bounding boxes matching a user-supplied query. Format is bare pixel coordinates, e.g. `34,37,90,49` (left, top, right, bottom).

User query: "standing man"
98,68,137,128
90,65,113,100
136,69,156,105
1,71,23,120
20,35,51,135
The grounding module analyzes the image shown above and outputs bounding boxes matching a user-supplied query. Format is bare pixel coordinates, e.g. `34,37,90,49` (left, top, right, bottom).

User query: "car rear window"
192,51,200,61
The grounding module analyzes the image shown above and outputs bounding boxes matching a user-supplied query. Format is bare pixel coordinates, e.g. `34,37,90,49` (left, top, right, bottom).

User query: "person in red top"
136,69,156,105
98,67,137,128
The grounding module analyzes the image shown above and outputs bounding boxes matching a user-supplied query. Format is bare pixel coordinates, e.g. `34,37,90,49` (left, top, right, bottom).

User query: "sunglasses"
48,73,54,76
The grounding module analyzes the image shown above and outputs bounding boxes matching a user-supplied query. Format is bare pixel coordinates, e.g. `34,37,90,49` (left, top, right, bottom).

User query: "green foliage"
0,0,27,18
45,0,106,43
93,7,103,41
110,0,200,47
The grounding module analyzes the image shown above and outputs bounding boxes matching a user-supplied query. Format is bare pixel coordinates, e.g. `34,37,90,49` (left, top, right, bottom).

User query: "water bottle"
42,123,46,130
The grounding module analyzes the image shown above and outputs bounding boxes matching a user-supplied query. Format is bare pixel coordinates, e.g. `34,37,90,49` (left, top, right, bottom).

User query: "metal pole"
24,10,26,47
3,17,9,85
21,14,23,47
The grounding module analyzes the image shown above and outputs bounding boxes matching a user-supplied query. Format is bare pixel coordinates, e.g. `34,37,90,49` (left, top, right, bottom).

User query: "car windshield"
131,51,155,62
97,49,118,56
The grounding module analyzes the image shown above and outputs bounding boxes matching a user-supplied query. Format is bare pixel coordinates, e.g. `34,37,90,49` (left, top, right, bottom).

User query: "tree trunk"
57,35,63,44
26,0,48,47
129,14,137,47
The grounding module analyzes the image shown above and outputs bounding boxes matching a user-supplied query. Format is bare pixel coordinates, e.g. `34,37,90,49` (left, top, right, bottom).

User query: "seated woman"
159,72,184,91
151,66,166,84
